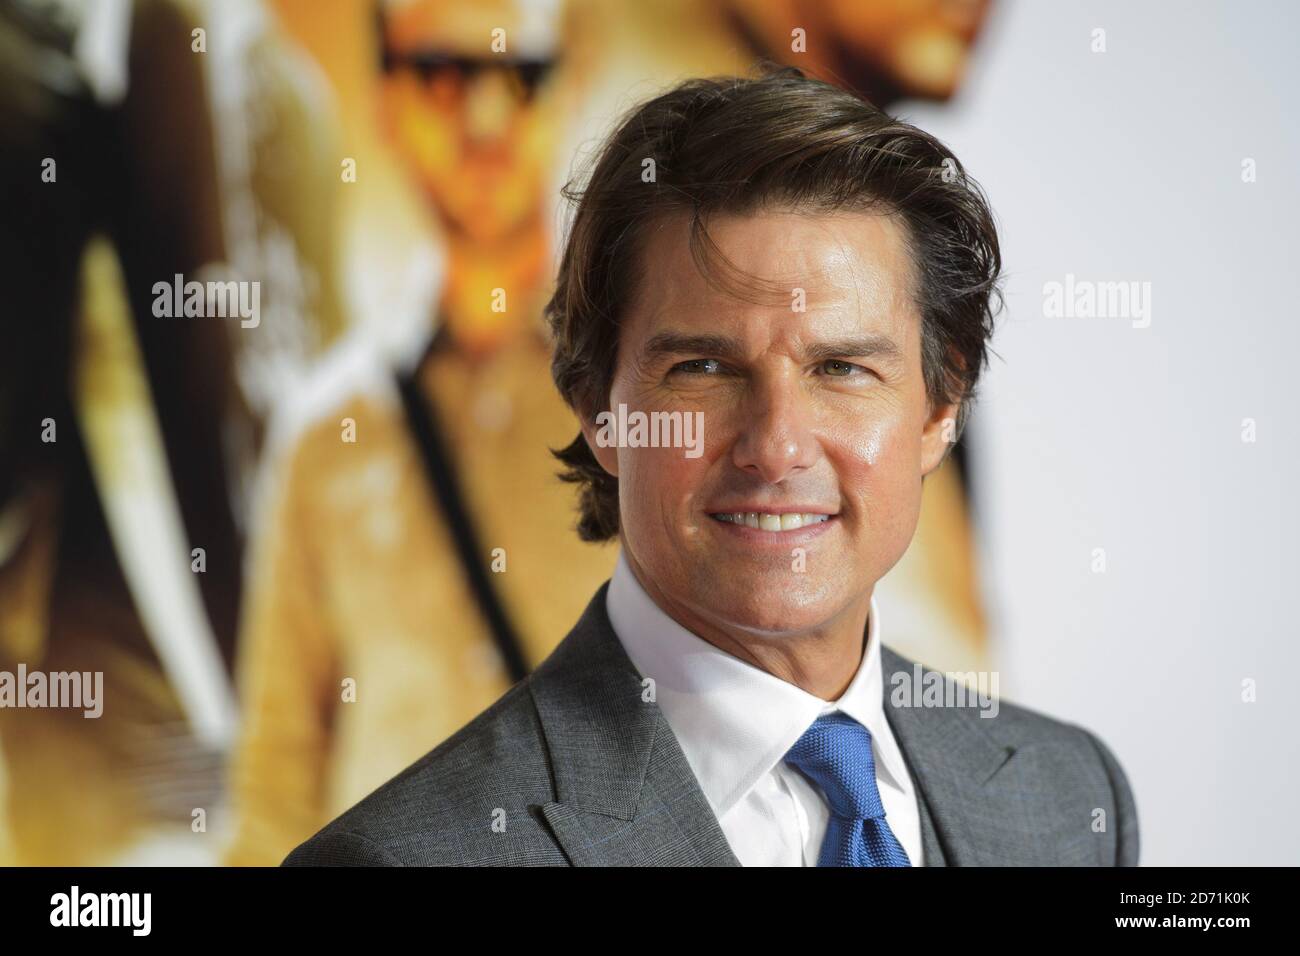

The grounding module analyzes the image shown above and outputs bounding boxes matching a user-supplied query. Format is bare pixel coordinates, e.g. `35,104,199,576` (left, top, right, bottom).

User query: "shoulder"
263,334,405,477
281,677,567,866
990,698,1139,866
882,646,1139,865
248,334,420,534
882,645,1127,755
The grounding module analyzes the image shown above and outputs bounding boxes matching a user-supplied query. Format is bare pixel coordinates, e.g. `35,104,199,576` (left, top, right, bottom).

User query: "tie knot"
783,712,885,820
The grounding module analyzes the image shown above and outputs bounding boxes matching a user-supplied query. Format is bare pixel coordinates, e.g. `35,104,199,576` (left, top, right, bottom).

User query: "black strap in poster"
395,362,530,684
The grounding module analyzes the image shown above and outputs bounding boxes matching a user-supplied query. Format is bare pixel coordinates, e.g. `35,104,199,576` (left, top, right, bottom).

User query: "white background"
900,0,1299,865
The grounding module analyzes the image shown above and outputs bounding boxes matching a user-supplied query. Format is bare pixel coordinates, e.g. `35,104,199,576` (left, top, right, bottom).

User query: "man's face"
583,208,957,639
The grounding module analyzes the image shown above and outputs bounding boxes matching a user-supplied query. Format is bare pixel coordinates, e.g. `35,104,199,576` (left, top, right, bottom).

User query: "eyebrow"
641,331,903,364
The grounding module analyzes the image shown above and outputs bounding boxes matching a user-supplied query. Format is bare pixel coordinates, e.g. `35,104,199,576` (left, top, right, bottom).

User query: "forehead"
627,207,920,342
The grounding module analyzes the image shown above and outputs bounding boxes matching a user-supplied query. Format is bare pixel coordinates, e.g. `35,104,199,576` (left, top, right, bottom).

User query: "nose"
730,371,820,484
464,69,516,142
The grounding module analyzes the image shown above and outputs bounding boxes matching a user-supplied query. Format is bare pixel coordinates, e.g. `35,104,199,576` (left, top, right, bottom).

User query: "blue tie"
783,712,911,867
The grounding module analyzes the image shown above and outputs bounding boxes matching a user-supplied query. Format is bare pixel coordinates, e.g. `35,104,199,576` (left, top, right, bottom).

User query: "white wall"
900,0,1299,865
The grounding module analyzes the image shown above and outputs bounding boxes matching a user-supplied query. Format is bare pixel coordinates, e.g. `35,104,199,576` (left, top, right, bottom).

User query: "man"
284,66,1139,867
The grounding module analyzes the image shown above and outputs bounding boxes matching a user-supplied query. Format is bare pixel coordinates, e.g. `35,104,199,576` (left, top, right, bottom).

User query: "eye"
819,359,868,377
670,358,722,375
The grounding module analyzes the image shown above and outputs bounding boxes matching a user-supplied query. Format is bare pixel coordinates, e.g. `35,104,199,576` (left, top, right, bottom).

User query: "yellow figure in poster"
225,0,618,865
227,0,995,865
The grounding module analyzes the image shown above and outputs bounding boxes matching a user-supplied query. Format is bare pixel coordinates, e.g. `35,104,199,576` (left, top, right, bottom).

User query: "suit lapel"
881,646,1042,866
914,774,948,866
530,583,740,866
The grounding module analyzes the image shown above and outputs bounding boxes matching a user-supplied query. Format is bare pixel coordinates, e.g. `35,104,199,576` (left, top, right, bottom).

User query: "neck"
437,210,548,358
623,549,871,701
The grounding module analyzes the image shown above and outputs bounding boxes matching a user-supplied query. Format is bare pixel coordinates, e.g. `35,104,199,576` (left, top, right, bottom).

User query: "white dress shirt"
605,551,923,867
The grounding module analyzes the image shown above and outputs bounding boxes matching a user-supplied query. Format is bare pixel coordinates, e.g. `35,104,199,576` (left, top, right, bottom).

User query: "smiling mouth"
709,512,833,531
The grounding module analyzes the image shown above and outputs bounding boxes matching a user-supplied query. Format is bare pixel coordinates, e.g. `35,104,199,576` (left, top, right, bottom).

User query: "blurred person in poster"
224,0,618,866
228,0,999,866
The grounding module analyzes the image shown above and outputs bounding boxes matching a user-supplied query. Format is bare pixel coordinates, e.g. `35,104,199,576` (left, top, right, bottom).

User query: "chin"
697,580,844,638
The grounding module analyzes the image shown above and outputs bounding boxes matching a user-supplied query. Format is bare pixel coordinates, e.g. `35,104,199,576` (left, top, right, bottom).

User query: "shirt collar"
605,550,910,821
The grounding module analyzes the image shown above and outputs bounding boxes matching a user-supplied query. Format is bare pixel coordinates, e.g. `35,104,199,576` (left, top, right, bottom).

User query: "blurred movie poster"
0,0,993,866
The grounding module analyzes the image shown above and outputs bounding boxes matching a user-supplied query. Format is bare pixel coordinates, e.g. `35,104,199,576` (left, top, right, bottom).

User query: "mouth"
707,511,835,532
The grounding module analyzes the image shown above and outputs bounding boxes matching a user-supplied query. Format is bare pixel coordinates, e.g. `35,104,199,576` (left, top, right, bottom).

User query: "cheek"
829,410,925,530
392,105,456,180
617,446,705,520
827,395,922,474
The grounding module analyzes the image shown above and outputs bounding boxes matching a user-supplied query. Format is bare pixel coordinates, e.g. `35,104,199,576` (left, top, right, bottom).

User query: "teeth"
713,512,830,530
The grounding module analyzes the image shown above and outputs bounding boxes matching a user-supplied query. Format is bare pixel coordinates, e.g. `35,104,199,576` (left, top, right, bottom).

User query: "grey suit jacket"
283,582,1139,866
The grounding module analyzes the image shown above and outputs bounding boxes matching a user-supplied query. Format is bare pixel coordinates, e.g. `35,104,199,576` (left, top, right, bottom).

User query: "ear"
920,349,965,477
920,393,960,477
578,405,620,478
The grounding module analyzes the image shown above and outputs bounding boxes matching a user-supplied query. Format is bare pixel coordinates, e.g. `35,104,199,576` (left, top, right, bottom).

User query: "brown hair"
546,64,1003,541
